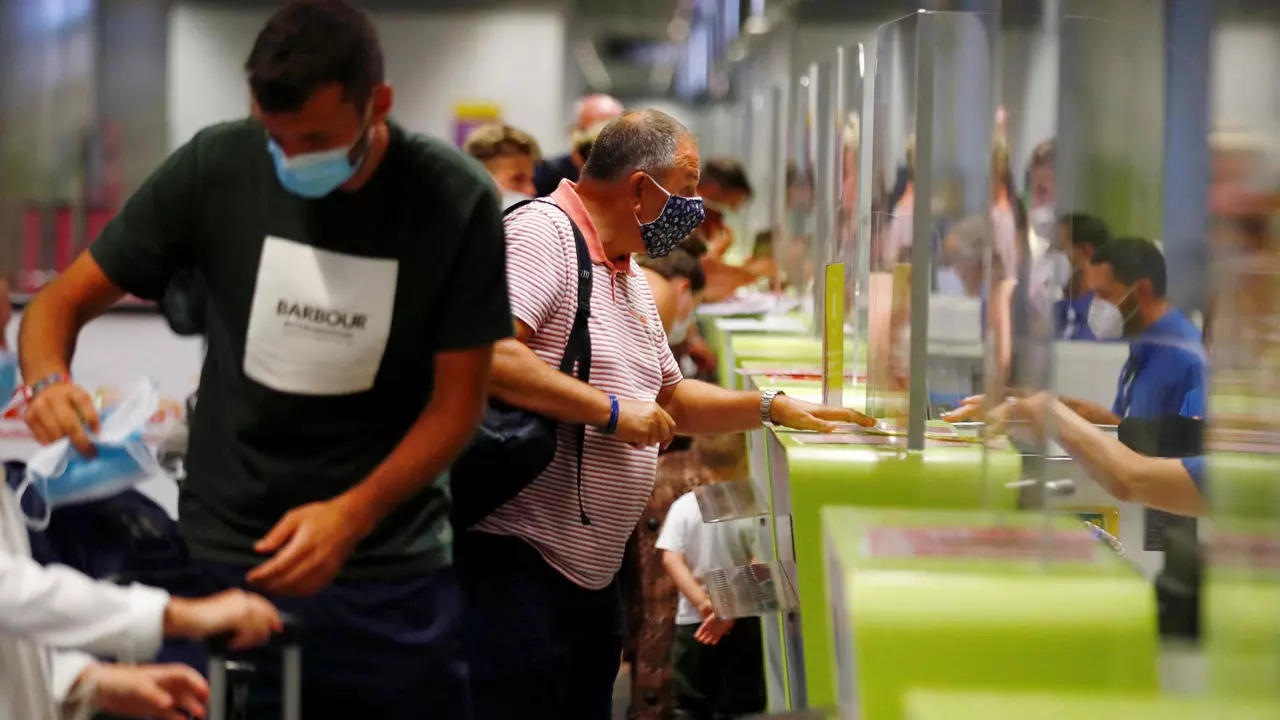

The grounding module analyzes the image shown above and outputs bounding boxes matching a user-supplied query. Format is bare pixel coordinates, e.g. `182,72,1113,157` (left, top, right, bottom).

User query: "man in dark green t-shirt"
17,1,509,717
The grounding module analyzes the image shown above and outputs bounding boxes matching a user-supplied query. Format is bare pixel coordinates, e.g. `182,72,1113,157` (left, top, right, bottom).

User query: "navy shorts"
456,532,623,720
189,559,470,719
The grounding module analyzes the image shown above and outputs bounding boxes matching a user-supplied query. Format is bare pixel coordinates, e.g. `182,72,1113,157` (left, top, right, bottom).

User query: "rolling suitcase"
206,618,302,720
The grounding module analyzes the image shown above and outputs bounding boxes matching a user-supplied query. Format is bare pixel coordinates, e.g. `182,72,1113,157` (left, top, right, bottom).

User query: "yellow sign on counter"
823,263,846,407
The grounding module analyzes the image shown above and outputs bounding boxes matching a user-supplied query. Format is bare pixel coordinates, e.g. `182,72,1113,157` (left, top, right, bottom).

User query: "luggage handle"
206,613,302,720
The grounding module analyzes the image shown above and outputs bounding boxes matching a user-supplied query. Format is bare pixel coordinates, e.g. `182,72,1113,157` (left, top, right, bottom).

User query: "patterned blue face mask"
636,174,705,258
268,130,367,199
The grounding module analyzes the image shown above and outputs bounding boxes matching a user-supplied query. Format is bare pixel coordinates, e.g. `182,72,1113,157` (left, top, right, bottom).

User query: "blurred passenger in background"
17,2,510,716
694,159,775,302
463,122,543,207
697,158,753,261
1024,139,1072,310
1025,139,1057,255
533,93,625,196
637,239,716,382
1054,213,1113,340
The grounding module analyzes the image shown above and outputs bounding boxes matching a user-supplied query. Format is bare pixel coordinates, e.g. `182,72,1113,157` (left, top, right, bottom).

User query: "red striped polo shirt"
477,180,684,590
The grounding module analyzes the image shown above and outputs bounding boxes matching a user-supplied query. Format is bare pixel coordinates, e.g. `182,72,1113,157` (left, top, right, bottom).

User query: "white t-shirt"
655,491,758,625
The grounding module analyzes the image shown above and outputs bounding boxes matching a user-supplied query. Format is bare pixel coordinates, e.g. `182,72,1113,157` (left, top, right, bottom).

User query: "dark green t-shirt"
90,120,512,579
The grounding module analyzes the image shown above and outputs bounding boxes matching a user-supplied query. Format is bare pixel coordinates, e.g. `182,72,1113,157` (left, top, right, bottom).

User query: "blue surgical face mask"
17,379,161,530
637,174,705,258
268,130,367,199
16,433,154,530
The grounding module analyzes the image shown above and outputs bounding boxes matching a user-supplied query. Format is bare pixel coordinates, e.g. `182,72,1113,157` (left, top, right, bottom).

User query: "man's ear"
629,171,648,213
369,84,394,124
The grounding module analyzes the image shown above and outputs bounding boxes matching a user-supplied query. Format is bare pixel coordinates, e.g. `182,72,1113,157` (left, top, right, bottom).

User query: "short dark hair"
245,0,384,114
637,248,706,294
1059,213,1111,250
701,158,753,198
1090,237,1167,297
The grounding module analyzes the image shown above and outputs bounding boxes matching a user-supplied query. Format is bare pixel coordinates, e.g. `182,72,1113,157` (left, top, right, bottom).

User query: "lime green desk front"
905,692,1277,720
747,417,1021,713
826,509,1159,719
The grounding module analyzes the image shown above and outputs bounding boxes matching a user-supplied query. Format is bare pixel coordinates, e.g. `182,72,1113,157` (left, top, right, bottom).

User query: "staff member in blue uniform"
15,1,511,717
948,237,1206,425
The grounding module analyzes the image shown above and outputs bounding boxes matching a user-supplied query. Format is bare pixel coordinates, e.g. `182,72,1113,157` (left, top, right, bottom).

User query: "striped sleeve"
504,208,570,333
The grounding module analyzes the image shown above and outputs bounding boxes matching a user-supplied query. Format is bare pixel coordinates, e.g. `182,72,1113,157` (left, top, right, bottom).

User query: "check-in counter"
825,508,1160,719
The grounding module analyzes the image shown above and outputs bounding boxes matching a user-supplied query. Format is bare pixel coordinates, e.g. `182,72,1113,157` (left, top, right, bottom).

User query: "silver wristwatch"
760,389,785,427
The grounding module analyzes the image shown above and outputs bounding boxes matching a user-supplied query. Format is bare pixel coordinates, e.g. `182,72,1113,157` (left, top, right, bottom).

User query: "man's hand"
83,663,209,720
697,595,715,620
163,589,282,650
247,496,375,597
769,395,876,433
614,399,677,447
23,381,100,456
695,615,735,645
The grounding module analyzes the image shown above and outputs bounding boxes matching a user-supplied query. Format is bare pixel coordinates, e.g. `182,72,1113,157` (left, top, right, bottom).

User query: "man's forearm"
1050,400,1204,515
490,338,612,426
1061,396,1122,425
663,379,761,435
18,289,82,382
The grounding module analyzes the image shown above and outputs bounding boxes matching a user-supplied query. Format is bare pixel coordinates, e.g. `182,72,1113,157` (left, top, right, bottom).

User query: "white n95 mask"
1087,299,1125,341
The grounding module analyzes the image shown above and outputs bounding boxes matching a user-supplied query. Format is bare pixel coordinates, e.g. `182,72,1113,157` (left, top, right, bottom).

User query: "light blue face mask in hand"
0,351,17,409
16,379,162,530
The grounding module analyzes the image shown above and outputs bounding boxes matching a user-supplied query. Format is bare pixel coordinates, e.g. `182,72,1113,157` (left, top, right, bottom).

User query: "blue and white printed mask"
637,174,705,258
17,379,162,530
268,134,366,199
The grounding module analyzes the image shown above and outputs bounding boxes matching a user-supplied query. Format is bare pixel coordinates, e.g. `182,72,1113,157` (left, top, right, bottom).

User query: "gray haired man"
455,109,873,719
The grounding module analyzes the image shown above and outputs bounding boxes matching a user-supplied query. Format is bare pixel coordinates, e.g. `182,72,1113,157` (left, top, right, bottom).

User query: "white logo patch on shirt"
244,236,398,395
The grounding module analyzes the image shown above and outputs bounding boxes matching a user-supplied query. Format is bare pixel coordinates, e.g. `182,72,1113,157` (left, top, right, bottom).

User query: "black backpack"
450,199,593,529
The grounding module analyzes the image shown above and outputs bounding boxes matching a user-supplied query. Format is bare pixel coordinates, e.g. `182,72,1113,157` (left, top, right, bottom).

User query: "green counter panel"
826,509,1160,719
905,692,1278,720
776,435,1022,711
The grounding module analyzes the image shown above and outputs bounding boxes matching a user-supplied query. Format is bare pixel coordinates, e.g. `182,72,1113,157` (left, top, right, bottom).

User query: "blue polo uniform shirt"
1112,309,1207,421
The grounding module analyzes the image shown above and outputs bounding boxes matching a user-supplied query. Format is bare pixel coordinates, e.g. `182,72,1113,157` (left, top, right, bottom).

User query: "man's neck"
1137,299,1171,333
341,122,390,193
577,182,632,262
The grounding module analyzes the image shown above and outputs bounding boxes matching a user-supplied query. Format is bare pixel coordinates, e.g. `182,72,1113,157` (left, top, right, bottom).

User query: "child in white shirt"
656,490,764,719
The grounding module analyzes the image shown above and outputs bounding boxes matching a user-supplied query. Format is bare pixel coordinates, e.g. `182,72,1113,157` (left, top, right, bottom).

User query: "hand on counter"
770,395,876,433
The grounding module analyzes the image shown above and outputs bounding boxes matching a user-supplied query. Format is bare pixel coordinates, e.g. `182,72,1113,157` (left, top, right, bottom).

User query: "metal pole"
907,11,935,452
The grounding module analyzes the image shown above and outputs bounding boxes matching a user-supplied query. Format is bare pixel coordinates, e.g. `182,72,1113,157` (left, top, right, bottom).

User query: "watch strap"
760,389,785,427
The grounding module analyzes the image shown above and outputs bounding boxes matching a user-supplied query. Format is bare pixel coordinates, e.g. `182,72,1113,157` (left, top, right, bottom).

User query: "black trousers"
456,531,623,720
672,617,766,720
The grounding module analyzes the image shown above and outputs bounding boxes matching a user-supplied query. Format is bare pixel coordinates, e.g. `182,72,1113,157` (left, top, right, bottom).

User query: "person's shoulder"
391,124,493,200
505,199,571,240
187,119,267,157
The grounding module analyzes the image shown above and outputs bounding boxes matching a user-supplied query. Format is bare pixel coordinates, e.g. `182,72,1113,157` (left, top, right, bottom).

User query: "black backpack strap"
505,198,595,525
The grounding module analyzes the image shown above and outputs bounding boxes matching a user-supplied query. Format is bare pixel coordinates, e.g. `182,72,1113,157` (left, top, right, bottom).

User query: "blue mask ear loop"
15,472,52,531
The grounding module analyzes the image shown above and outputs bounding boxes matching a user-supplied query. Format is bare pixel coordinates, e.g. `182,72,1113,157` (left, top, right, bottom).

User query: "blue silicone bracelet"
603,395,620,435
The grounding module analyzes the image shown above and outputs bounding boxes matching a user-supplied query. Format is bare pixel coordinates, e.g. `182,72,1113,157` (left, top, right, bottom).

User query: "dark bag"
1117,415,1203,552
450,200,594,529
